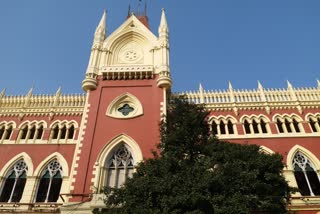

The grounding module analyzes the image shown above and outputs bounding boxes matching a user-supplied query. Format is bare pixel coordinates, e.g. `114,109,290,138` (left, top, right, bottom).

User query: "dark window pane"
68,125,74,139
11,177,26,202
20,126,28,139
219,121,226,135
285,119,292,133
37,126,43,140
60,126,66,139
227,121,234,134
36,171,50,202
52,126,59,139
309,118,317,132
48,172,62,202
277,119,284,133
293,119,300,133
4,126,12,140
0,174,15,202
306,165,320,195
211,122,218,135
260,120,268,133
0,126,4,139
294,166,310,196
29,126,36,139
244,120,251,134
252,120,259,134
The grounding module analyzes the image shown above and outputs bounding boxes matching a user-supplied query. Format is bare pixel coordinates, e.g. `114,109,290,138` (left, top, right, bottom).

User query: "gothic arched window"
244,120,251,134
105,145,134,188
211,121,218,135
0,160,28,202
227,120,234,134
292,152,320,196
35,159,62,202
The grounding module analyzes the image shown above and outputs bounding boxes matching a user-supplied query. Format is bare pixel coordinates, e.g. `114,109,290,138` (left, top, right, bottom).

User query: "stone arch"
33,152,69,177
259,146,275,155
286,145,320,171
0,152,33,177
93,133,143,189
107,31,153,66
106,93,143,119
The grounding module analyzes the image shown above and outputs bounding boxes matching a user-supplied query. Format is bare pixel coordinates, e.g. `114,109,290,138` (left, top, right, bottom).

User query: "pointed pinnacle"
199,83,203,92
56,86,61,95
228,81,233,90
159,8,168,31
95,10,107,37
257,80,263,90
317,79,320,88
0,88,6,96
27,86,33,96
287,80,293,89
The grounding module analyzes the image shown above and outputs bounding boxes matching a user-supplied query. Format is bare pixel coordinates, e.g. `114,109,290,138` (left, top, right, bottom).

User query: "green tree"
96,97,293,214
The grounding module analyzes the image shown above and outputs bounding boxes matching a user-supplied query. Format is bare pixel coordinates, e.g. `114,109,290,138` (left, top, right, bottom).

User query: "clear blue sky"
0,0,319,95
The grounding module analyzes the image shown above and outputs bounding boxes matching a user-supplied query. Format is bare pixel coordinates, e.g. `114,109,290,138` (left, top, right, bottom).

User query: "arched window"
68,125,75,139
0,126,4,140
244,120,251,134
252,120,259,134
36,125,43,140
260,120,268,134
20,126,28,140
211,121,218,135
292,119,300,133
292,152,320,196
0,160,28,202
219,121,226,135
227,120,234,134
35,159,62,202
4,126,12,140
309,118,317,132
285,119,292,133
277,119,284,133
52,125,59,139
105,145,134,188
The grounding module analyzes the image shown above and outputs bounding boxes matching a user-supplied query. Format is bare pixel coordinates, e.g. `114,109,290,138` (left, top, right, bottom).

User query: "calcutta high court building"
0,6,320,214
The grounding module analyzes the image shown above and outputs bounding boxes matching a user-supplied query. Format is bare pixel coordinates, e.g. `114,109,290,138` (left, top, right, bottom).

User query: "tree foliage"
96,97,293,214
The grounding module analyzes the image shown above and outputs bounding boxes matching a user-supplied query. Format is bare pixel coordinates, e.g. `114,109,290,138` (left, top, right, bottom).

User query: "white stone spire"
0,88,6,98
287,80,293,89
257,80,263,90
94,10,107,42
228,81,233,91
317,79,320,88
158,8,169,36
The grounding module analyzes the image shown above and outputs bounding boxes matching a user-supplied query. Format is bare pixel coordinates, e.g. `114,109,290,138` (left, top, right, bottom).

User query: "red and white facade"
0,9,319,213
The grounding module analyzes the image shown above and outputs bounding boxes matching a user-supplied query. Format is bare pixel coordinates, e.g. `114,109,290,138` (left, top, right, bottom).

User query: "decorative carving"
118,42,143,64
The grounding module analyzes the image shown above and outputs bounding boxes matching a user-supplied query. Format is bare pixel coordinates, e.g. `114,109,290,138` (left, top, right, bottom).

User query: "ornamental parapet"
0,89,86,119
101,65,154,80
175,82,320,114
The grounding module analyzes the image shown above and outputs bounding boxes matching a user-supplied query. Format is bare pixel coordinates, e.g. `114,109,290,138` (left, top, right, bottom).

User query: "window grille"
35,159,63,202
293,152,320,196
105,145,134,188
0,160,28,202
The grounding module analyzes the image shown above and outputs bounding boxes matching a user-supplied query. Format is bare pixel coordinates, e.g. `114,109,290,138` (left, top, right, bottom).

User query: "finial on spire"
317,79,320,88
160,8,168,29
94,10,107,41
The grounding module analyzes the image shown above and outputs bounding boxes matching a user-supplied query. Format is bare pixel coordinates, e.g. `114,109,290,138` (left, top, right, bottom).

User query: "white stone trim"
92,133,143,190
106,93,143,119
0,152,34,177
